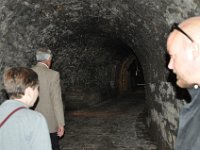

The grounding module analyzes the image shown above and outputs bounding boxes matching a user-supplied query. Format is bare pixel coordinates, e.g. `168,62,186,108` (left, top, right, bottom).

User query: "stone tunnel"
0,0,200,149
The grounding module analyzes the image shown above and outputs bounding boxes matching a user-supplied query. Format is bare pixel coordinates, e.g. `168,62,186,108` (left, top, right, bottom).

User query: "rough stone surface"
0,0,200,149
61,89,158,150
146,81,187,149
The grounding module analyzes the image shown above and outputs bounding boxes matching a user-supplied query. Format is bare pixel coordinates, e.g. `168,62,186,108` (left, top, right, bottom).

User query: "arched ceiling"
0,0,200,83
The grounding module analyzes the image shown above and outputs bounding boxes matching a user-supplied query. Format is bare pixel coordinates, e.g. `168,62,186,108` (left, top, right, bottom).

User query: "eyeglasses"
170,23,193,42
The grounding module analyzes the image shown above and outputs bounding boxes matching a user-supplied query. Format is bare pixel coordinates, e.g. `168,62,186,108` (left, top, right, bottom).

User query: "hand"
57,126,65,137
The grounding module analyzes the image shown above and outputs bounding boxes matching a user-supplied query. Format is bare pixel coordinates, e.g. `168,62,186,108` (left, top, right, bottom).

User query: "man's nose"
168,59,174,70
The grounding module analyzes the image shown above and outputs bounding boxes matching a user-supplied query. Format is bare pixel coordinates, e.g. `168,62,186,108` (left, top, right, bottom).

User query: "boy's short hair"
36,48,52,61
3,67,39,99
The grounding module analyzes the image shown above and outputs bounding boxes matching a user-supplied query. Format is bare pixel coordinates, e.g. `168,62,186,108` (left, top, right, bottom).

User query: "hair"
3,67,39,99
36,47,52,62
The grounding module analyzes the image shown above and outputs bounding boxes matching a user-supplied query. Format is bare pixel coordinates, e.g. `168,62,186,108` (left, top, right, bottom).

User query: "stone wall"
0,0,200,149
146,82,185,149
52,36,126,109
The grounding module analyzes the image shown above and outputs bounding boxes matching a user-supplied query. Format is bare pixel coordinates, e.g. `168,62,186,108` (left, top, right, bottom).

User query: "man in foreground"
167,16,200,150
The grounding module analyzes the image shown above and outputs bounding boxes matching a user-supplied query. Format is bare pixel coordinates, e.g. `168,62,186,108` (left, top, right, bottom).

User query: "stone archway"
117,55,136,94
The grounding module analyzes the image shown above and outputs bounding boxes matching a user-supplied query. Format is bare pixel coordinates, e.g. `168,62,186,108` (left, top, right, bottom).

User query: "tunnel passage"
0,0,200,150
59,37,144,111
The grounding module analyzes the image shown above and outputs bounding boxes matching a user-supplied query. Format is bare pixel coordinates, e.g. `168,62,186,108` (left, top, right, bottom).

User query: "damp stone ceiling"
0,0,200,83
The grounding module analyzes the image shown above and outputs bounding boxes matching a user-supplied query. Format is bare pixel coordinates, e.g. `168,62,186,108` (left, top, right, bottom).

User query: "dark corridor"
61,87,157,150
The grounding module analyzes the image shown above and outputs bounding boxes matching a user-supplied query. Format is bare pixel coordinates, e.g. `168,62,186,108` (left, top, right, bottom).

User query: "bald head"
167,16,200,88
180,16,200,27
177,16,200,42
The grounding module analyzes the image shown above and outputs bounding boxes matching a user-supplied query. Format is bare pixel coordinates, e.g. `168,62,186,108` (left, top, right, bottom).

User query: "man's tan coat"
32,63,65,133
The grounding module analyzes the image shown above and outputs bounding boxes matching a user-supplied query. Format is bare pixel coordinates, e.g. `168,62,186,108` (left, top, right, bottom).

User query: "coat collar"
36,62,49,69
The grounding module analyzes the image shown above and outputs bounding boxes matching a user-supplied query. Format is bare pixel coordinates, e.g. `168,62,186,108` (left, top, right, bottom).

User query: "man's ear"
24,87,33,100
191,42,200,60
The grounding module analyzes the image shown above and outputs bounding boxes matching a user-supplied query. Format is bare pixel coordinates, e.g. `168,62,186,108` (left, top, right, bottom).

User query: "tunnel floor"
60,88,158,150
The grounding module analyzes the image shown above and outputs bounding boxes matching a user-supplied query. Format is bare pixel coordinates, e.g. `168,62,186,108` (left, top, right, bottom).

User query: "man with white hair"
167,16,200,150
32,48,65,150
